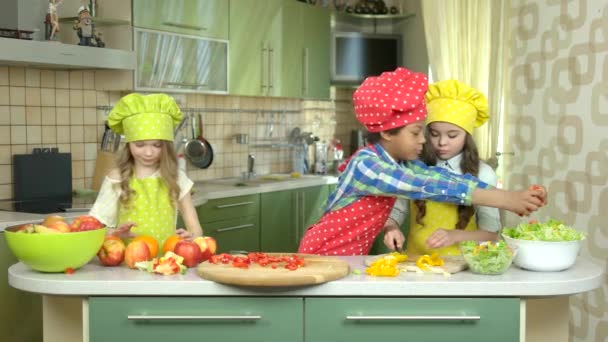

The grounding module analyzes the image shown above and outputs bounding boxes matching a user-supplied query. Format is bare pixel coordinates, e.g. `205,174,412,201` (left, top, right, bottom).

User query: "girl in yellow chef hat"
89,93,203,250
382,80,501,256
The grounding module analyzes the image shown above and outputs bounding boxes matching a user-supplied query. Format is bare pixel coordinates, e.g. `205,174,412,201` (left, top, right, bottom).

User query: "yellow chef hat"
108,93,183,142
425,80,489,134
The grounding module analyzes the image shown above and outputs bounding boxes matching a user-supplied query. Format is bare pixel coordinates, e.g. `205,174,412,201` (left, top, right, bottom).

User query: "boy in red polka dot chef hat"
297,67,546,256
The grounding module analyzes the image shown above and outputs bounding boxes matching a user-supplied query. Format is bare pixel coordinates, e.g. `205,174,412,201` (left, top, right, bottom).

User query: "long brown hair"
116,140,180,208
413,132,480,230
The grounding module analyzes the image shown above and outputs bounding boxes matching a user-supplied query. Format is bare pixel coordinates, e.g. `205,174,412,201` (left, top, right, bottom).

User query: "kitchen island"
9,257,603,342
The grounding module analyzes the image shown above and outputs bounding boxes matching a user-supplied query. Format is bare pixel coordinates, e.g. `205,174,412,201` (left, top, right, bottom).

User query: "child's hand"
506,188,546,216
383,223,405,251
175,228,193,239
109,222,136,239
528,184,548,206
426,229,458,249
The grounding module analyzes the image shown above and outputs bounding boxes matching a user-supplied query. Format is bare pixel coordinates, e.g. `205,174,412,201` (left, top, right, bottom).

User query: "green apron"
118,176,176,253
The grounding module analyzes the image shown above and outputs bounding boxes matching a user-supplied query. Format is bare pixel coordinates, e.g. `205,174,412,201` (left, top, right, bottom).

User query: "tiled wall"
0,66,361,199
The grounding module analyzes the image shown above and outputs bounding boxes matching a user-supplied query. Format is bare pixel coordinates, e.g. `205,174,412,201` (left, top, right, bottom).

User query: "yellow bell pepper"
365,255,402,277
416,253,444,271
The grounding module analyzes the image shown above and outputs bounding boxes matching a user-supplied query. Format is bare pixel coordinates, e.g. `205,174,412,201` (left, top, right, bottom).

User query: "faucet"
246,154,256,179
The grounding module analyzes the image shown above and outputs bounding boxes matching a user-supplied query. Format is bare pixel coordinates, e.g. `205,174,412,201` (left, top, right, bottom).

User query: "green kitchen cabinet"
133,0,229,39
305,298,520,342
89,297,303,342
282,1,330,99
229,0,283,97
261,185,330,252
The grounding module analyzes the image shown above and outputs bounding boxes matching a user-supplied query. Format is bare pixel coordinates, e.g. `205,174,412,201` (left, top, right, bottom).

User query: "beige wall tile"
25,69,40,87
10,106,25,124
0,146,10,164
0,165,11,184
55,71,69,89
9,67,25,86
56,89,70,107
84,159,95,178
25,106,41,125
84,125,97,143
84,143,97,161
70,107,84,125
96,91,109,106
40,88,56,106
83,107,96,125
83,71,95,90
72,178,85,190
0,86,8,105
56,107,70,124
25,87,41,106
69,89,83,107
83,90,96,107
71,143,85,160
57,126,70,143
0,67,8,86
26,125,41,144
11,144,26,155
0,184,11,199
42,126,57,144
41,107,56,125
0,126,9,144
0,105,9,125
9,87,24,105
40,70,55,88
11,126,26,144
70,125,84,143
69,71,83,89
56,143,69,152
72,160,84,178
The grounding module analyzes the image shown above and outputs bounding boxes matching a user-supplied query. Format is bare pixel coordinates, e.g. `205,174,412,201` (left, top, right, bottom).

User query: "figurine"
45,0,63,41
73,5,93,46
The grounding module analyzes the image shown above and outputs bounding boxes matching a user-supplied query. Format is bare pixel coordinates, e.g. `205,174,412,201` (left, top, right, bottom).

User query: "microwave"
331,31,402,84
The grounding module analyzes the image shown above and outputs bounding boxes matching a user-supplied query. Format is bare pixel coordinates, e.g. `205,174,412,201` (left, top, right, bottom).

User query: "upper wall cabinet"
229,0,330,99
133,0,229,39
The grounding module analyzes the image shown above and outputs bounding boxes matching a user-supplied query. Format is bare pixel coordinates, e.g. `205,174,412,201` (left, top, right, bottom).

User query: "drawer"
205,215,260,253
197,194,259,223
89,297,302,342
305,298,520,342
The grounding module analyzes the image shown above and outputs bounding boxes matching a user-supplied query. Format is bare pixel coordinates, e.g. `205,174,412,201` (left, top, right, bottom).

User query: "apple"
173,240,203,267
124,240,151,269
47,221,70,233
42,215,65,227
97,236,126,266
192,236,217,261
15,223,34,233
70,215,104,232
33,224,61,234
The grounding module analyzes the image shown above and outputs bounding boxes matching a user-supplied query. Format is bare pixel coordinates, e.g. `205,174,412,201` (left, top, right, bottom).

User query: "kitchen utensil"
4,224,106,273
197,113,214,169
100,122,111,151
288,127,301,144
197,253,350,286
364,254,468,274
184,115,206,166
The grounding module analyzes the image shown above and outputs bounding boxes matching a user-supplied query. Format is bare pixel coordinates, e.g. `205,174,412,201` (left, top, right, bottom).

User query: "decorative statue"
72,5,105,47
45,0,63,41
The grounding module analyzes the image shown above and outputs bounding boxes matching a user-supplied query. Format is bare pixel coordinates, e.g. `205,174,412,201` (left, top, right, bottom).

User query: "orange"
132,235,159,257
162,235,183,254
42,215,65,227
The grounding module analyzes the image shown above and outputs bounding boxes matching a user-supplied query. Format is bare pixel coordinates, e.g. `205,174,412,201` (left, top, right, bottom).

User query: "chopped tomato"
64,267,75,274
285,263,298,271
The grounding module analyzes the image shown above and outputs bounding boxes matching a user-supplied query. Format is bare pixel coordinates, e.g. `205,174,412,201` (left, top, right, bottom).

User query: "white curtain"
421,0,510,164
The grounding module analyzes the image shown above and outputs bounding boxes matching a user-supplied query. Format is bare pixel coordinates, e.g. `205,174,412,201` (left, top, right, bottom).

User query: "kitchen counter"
9,256,603,297
0,174,339,231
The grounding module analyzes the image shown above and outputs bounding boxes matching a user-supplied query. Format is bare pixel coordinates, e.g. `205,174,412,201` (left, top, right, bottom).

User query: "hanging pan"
184,115,207,168
198,113,214,169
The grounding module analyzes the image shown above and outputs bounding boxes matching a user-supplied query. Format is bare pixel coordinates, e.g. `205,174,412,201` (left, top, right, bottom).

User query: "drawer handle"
345,315,481,322
216,223,255,233
216,201,255,209
162,21,207,31
163,82,209,88
128,315,261,321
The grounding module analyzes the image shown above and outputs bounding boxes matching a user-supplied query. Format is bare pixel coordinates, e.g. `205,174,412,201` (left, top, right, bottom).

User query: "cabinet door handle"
302,48,309,95
216,201,255,209
216,223,255,233
261,47,267,90
345,315,481,321
163,82,208,88
128,315,261,321
268,47,274,89
162,21,207,31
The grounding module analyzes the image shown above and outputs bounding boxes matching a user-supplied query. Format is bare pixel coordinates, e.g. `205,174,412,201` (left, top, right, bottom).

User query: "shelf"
59,17,131,26
334,12,415,20
0,37,136,70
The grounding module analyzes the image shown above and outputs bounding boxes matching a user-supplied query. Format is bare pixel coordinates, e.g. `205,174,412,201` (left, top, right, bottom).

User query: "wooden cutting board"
364,254,468,274
197,254,350,287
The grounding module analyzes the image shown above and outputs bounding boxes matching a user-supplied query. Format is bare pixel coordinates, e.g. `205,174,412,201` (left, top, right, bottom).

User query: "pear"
33,224,61,234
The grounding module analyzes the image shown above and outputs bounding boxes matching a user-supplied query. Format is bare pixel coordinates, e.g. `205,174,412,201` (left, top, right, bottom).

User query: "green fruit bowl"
4,224,106,272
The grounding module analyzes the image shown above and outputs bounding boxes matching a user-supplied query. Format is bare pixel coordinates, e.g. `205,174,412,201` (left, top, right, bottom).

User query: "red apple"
124,240,151,269
70,215,104,232
47,221,70,233
192,236,217,261
173,240,203,267
97,236,126,266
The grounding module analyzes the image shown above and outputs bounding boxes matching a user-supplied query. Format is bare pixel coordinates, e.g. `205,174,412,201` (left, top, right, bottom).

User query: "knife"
394,239,404,254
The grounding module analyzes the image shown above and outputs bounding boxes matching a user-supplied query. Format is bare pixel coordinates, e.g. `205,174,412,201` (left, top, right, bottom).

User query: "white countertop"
8,256,603,298
0,175,339,231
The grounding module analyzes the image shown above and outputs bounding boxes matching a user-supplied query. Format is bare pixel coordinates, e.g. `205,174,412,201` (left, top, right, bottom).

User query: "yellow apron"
406,201,477,256
118,176,176,253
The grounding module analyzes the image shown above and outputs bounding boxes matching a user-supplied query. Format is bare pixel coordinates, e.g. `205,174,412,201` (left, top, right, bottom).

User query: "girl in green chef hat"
89,93,203,248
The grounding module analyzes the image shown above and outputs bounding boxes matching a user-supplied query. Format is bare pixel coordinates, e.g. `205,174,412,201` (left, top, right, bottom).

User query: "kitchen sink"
204,174,308,187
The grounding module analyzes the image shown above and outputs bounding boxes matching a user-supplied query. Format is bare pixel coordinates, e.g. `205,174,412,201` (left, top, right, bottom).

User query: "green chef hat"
108,93,183,142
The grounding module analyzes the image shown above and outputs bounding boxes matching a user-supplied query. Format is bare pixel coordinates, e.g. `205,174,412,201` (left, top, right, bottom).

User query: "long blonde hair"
116,140,180,207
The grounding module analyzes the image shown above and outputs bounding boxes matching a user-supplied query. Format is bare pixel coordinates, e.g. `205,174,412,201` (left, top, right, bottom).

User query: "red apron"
297,195,396,256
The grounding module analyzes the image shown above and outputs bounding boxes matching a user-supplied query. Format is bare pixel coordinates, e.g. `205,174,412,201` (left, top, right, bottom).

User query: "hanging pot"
184,115,207,167
197,113,214,169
